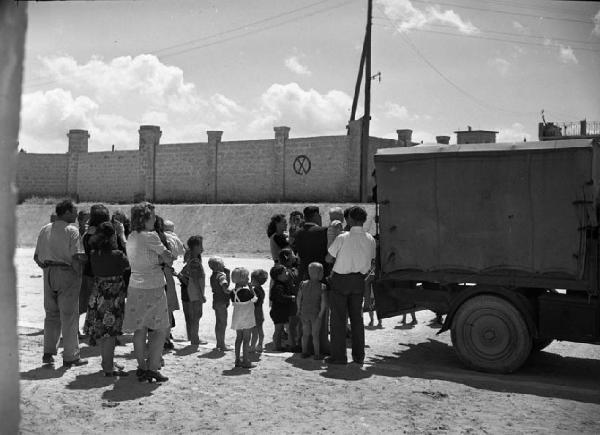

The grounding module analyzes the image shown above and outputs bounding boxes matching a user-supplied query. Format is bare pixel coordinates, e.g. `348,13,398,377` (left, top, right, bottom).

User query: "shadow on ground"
20,365,68,380
100,371,161,402
366,338,600,404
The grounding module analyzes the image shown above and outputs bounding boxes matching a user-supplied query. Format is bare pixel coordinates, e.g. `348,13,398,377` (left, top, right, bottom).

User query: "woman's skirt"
83,275,127,346
122,286,170,332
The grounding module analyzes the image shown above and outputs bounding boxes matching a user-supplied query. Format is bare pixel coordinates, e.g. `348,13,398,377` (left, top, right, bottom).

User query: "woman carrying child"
83,222,130,376
269,264,296,351
230,267,257,368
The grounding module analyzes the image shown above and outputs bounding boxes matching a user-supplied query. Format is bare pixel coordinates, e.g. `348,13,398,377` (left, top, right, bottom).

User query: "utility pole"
360,0,372,202
349,0,373,202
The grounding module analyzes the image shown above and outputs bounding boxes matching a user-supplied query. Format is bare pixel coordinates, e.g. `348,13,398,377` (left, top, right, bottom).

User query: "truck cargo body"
373,139,600,372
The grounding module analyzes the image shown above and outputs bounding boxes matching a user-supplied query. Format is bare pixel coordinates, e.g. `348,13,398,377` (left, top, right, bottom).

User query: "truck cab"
373,139,600,373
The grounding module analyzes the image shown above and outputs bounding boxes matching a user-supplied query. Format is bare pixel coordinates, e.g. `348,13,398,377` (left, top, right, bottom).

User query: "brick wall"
16,153,68,199
77,151,141,202
217,139,277,202
155,142,212,203
284,136,351,201
16,126,400,203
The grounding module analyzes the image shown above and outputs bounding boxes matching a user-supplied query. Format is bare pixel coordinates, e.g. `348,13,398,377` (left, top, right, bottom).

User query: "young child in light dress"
230,267,257,368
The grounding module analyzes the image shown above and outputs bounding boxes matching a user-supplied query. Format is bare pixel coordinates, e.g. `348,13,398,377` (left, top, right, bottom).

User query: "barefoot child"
250,269,268,353
178,236,206,345
208,256,231,351
230,267,257,368
297,262,327,359
269,264,296,351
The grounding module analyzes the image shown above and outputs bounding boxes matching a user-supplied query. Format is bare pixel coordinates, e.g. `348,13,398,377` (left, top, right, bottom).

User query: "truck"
373,138,600,373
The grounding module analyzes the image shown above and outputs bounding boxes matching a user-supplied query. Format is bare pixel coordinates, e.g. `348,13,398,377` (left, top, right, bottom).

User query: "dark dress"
83,250,130,346
253,284,266,323
270,281,295,324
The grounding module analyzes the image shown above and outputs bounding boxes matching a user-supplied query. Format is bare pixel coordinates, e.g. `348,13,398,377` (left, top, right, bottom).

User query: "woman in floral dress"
84,221,130,376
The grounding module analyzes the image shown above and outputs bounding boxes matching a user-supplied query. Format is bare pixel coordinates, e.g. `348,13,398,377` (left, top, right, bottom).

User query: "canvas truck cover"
374,139,600,283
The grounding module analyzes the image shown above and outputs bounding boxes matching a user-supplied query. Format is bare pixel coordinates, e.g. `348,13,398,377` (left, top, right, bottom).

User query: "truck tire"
532,338,553,352
451,295,532,373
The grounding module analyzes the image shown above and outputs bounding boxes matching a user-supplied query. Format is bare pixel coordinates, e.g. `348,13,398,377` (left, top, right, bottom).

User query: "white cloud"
497,122,532,143
512,20,527,33
284,55,311,76
19,54,247,152
383,102,410,120
593,10,600,36
377,0,478,34
558,45,578,64
488,57,511,76
248,82,351,136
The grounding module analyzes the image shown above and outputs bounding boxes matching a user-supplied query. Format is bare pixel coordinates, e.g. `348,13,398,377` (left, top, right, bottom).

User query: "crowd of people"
34,200,378,383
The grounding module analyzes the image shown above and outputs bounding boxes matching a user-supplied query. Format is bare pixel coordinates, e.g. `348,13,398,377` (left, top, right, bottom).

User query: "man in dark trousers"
292,206,330,354
326,206,376,365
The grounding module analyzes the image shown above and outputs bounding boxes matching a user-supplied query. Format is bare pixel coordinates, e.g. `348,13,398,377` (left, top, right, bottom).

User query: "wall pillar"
66,129,89,200
0,2,26,432
397,129,413,147
206,130,222,203
273,126,289,201
436,135,450,145
138,125,161,202
346,119,362,201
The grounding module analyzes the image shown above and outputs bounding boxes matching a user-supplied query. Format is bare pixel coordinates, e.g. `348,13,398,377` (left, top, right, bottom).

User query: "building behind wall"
454,126,498,144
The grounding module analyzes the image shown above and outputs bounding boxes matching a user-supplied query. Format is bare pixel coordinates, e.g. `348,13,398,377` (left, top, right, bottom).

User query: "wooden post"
0,1,26,432
360,0,373,202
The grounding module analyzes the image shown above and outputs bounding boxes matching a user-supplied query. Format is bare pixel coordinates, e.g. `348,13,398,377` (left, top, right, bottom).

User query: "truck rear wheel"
451,295,532,373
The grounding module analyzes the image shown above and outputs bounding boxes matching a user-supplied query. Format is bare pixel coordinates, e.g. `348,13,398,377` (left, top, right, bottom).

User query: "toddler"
178,236,206,345
208,256,231,351
327,207,345,248
250,269,268,353
230,267,257,368
297,262,327,359
269,264,296,351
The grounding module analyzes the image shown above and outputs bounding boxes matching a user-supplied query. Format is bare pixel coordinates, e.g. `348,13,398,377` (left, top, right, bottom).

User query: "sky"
19,0,600,153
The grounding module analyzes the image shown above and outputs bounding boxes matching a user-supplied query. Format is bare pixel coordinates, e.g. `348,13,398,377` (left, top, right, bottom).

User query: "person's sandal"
241,360,255,369
235,359,242,368
136,368,147,381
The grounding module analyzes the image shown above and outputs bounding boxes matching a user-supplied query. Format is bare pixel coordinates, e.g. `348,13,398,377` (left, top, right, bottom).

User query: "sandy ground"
16,247,600,434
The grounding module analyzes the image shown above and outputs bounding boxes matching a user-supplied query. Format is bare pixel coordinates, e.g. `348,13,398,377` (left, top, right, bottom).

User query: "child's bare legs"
241,329,252,366
273,323,285,350
410,310,417,324
234,330,243,366
288,315,299,349
368,310,374,327
301,319,311,357
250,326,258,352
312,317,322,359
251,321,264,352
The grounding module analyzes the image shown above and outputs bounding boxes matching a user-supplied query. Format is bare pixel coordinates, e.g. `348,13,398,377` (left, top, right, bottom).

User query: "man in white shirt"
34,199,87,367
325,206,376,365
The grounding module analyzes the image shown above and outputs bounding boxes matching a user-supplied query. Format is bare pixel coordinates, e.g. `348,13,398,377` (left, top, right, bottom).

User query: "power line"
158,0,352,59
374,4,537,117
373,22,600,53
151,0,335,55
23,0,353,90
373,16,600,47
410,0,594,24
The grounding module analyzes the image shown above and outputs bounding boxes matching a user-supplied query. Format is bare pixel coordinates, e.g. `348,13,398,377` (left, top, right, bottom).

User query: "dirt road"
16,248,600,434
